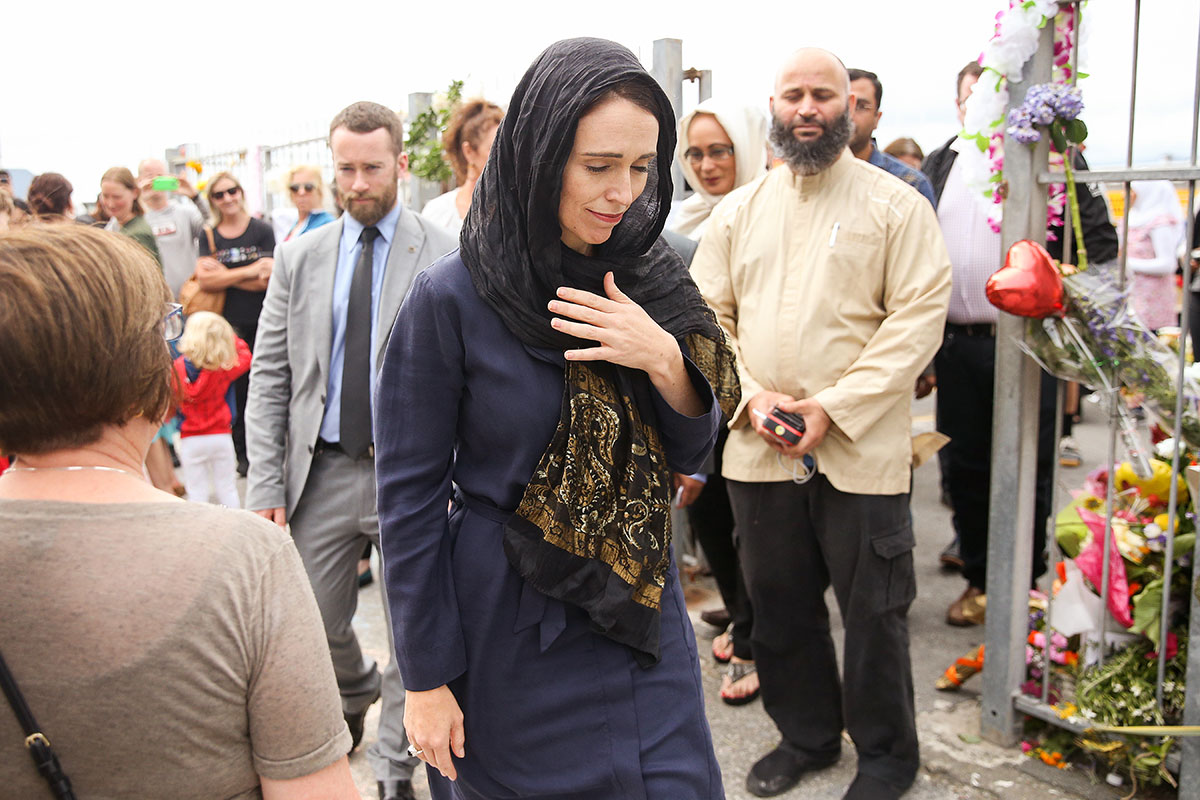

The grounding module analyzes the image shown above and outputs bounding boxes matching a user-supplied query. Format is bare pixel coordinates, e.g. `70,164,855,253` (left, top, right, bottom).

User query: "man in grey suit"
246,101,456,800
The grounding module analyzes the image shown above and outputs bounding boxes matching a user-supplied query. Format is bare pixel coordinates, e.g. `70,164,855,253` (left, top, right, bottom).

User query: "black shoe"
746,746,839,797
939,538,963,571
700,607,732,630
843,773,909,800
358,566,374,588
345,685,382,750
377,780,416,800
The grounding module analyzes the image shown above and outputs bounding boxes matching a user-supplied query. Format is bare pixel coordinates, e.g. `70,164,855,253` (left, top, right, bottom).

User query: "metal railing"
983,1,1200,792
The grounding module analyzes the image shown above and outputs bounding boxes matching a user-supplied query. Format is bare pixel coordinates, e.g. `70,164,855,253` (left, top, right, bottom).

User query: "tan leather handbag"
178,227,225,315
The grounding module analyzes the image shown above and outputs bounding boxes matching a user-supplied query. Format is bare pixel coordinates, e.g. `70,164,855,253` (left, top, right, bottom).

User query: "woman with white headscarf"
1126,179,1186,331
669,99,768,241
669,98,768,709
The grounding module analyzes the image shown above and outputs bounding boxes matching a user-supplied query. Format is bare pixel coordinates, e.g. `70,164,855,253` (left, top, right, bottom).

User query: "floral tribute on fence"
945,5,1200,784
958,0,1089,234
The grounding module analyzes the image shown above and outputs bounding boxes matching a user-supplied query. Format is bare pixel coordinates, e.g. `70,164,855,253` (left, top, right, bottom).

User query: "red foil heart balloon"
986,239,1064,319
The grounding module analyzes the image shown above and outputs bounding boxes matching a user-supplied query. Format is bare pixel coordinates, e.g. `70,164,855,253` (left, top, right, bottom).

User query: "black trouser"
935,326,1054,590
727,476,919,788
229,322,256,468
686,469,753,660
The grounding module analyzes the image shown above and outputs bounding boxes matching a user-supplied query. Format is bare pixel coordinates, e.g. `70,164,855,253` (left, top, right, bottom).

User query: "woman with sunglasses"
196,171,277,475
282,165,335,241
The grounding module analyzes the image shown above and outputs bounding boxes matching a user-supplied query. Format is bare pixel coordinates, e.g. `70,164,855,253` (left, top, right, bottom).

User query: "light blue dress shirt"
319,201,403,443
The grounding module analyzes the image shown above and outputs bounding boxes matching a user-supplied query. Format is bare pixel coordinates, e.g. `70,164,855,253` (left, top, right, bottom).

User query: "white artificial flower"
1131,684,1142,697
1155,438,1179,460
1030,0,1060,19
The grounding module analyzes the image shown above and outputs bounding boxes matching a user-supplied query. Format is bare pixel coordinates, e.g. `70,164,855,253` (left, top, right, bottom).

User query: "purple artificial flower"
1023,84,1059,126
1052,85,1084,121
1007,108,1042,144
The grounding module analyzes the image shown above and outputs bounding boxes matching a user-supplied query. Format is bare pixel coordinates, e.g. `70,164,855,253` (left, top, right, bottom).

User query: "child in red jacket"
173,312,252,507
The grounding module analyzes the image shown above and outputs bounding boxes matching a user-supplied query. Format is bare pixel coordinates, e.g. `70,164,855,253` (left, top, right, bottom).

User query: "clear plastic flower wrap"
1021,267,1200,449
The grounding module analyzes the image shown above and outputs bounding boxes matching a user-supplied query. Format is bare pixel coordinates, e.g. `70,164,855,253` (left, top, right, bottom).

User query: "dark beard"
769,108,853,176
344,178,398,226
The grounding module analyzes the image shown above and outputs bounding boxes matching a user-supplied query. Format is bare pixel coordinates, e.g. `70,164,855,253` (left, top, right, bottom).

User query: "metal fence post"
406,92,440,213
980,20,1055,746
651,38,685,200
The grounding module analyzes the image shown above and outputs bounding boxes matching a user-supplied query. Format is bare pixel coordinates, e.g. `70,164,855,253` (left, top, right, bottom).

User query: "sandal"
711,630,733,664
720,660,760,706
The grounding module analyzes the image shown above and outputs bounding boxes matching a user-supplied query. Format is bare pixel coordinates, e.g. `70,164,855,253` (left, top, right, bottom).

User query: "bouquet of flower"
1022,268,1200,450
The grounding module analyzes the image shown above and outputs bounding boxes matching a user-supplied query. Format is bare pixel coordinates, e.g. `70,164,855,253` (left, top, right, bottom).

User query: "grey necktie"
340,225,379,458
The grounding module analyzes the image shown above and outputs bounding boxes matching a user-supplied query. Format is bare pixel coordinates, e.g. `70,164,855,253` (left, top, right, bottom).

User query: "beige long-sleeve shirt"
692,152,952,495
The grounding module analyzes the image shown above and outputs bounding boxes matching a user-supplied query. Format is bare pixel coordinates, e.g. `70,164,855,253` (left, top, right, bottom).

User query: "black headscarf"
460,37,740,665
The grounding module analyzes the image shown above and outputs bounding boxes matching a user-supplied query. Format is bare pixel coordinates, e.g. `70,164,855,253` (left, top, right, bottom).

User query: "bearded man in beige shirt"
692,49,951,800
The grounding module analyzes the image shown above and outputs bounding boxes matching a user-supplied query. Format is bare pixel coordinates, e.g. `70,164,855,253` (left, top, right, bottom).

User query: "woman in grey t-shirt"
0,224,358,799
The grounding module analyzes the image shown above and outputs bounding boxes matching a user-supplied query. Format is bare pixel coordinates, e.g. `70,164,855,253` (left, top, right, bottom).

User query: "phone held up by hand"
753,406,806,445
151,176,180,192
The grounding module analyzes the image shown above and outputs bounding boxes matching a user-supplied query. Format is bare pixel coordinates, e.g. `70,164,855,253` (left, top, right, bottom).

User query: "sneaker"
1059,436,1082,468
939,538,963,571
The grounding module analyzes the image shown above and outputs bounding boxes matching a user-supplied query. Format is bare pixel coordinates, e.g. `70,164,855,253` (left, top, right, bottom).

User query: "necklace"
5,464,143,479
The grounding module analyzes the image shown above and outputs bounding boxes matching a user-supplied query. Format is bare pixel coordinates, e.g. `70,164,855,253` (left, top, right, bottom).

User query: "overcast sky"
3,0,1196,206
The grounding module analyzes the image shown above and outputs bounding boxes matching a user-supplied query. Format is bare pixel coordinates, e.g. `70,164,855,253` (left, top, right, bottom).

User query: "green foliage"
1065,118,1088,145
404,80,464,185
1131,579,1164,644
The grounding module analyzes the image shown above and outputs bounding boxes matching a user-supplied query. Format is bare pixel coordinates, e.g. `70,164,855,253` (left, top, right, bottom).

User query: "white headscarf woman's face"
685,114,737,197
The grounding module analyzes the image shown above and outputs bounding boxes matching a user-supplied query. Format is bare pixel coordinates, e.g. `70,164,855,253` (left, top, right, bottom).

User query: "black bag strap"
0,648,75,800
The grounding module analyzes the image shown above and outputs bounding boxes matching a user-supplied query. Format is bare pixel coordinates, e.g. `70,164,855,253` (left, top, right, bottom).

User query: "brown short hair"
28,172,74,219
442,99,504,183
0,225,174,455
957,61,984,98
883,137,924,162
329,101,405,156
101,166,144,217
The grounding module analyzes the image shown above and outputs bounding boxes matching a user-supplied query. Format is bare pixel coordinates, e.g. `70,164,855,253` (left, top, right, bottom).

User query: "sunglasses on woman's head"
289,183,315,194
211,186,241,201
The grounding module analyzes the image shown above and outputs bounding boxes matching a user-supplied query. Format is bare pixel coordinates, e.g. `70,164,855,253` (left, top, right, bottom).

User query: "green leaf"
1049,124,1068,153
1078,71,1090,80
989,172,1003,183
1054,499,1089,558
975,134,989,153
1131,579,1164,645
1174,533,1195,557
959,733,982,744
1066,119,1089,144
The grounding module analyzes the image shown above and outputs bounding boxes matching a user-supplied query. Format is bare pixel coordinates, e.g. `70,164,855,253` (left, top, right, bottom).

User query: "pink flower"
1075,509,1136,628
1147,632,1180,661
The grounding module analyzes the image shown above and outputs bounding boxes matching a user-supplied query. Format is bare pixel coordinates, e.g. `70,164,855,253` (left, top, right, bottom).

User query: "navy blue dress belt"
452,486,514,525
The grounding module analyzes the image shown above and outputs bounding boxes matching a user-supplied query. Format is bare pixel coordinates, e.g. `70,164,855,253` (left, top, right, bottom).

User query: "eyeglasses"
289,183,316,194
163,303,184,342
210,186,241,201
683,145,734,165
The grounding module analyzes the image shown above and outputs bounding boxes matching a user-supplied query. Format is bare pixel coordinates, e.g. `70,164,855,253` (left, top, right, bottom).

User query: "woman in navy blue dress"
375,38,740,799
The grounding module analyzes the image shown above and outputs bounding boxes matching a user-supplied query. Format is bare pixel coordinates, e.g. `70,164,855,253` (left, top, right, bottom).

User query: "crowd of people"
0,34,1195,800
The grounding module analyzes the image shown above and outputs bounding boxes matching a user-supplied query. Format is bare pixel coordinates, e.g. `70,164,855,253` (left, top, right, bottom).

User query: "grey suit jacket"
244,207,457,516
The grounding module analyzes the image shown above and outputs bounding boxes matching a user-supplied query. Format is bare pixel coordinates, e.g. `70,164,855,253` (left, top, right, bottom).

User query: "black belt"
314,437,374,460
945,322,997,338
